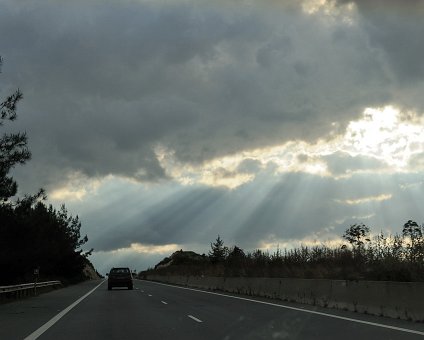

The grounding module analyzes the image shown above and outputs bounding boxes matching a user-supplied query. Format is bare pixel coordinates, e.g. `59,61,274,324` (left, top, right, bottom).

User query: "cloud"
0,0,398,193
333,0,424,109
236,158,263,174
335,193,392,205
409,152,424,167
2,0,424,272
322,151,387,176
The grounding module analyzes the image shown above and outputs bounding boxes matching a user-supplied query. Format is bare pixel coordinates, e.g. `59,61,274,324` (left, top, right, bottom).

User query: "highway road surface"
1,279,424,339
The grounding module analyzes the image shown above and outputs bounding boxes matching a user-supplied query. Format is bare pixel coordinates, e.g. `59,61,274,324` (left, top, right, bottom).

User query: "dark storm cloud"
335,0,424,85
0,0,400,192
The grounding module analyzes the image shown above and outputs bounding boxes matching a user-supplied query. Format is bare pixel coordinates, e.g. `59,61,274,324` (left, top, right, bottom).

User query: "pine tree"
0,56,31,201
208,235,227,263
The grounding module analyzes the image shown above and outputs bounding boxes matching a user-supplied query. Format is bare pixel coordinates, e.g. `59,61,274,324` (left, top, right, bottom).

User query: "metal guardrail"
0,281,61,295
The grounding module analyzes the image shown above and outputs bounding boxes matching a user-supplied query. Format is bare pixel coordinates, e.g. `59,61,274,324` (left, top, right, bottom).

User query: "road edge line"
24,280,105,340
140,280,424,336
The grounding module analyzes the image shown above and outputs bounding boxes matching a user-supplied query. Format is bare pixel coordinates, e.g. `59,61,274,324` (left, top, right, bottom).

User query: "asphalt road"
1,279,424,339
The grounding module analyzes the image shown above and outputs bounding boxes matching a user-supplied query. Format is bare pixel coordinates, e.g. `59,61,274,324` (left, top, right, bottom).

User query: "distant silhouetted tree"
342,223,370,249
0,196,91,283
148,221,424,281
402,220,424,264
225,245,246,275
227,246,245,261
209,235,228,264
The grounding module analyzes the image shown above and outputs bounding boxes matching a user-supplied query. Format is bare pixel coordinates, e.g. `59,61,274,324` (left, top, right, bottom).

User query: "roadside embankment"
145,275,424,322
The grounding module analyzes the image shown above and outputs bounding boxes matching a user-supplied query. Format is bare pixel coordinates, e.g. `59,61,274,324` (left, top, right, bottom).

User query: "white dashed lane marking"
146,280,424,336
188,315,203,323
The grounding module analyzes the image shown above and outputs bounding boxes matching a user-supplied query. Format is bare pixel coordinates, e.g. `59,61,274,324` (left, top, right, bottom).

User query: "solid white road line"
188,315,203,323
143,280,424,336
161,301,168,305
24,280,105,340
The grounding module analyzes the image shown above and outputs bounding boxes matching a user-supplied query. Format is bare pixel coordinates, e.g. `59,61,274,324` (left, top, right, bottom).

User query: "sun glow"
155,105,424,189
342,106,424,168
50,172,104,201
49,107,424,195
129,243,180,254
335,194,393,206
98,243,180,256
302,0,356,25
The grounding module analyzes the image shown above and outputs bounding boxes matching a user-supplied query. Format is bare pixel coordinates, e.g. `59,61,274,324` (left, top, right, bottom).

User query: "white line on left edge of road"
24,280,105,340
188,315,203,323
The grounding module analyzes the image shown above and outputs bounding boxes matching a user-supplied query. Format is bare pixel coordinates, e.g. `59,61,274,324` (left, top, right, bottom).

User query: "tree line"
0,57,92,285
145,222,424,282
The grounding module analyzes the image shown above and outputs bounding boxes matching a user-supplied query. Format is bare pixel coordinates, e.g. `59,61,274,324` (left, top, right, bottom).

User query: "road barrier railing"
0,281,62,302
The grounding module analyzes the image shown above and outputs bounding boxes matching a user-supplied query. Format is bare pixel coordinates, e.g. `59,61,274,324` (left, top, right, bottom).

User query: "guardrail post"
34,268,39,296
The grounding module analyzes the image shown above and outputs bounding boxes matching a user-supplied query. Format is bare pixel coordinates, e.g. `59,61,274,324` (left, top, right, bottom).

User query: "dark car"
107,267,133,290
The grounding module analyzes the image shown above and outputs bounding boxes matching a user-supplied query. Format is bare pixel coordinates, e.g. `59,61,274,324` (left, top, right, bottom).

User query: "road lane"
35,280,206,340
136,280,424,339
2,279,424,339
0,280,104,340
25,280,104,340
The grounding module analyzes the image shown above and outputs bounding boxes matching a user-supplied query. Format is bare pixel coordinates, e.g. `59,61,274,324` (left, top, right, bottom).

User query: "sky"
1,0,424,274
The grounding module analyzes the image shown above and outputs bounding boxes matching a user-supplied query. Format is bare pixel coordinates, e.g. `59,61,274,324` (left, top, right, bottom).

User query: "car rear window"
110,268,130,274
